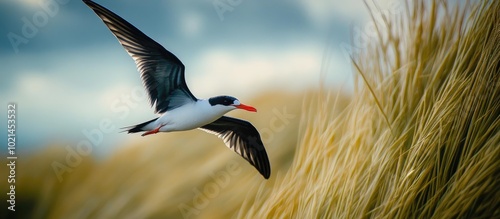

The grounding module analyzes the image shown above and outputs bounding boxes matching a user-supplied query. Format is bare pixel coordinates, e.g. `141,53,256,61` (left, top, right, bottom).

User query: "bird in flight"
83,0,270,179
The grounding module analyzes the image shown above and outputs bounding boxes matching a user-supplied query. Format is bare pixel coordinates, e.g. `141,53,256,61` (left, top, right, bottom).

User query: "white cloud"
179,11,204,38
4,70,150,149
14,73,88,109
187,45,323,99
297,0,401,29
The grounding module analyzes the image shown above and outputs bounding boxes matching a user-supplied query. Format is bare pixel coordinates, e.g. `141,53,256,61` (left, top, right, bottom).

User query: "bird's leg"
141,124,166,136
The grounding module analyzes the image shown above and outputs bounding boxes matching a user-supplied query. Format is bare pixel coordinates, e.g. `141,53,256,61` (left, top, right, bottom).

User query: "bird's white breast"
155,99,230,132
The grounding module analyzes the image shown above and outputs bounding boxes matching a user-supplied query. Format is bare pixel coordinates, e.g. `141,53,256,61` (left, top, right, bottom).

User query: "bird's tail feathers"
121,117,159,134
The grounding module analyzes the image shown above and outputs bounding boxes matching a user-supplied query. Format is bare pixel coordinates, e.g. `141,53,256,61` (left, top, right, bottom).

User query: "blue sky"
0,0,399,155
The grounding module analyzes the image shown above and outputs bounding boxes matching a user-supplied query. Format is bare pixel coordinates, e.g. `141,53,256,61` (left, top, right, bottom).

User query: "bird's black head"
208,95,238,106
208,96,257,112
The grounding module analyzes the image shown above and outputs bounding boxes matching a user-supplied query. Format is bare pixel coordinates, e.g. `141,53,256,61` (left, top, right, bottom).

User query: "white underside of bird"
144,99,233,133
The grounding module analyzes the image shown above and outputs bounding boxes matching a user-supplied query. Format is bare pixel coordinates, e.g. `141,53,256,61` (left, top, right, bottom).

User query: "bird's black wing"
199,116,271,179
83,0,197,113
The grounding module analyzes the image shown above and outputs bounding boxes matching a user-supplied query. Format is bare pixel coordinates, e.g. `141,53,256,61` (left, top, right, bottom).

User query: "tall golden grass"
3,0,499,218
240,0,499,218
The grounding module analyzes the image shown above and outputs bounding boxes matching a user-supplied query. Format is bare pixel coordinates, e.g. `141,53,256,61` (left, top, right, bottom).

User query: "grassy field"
3,0,499,218
240,0,500,218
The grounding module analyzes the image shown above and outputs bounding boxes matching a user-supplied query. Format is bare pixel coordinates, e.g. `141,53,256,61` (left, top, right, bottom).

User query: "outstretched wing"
83,0,197,113
200,116,271,179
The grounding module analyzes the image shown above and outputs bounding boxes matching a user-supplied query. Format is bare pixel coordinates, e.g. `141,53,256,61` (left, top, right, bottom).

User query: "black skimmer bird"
83,0,270,179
